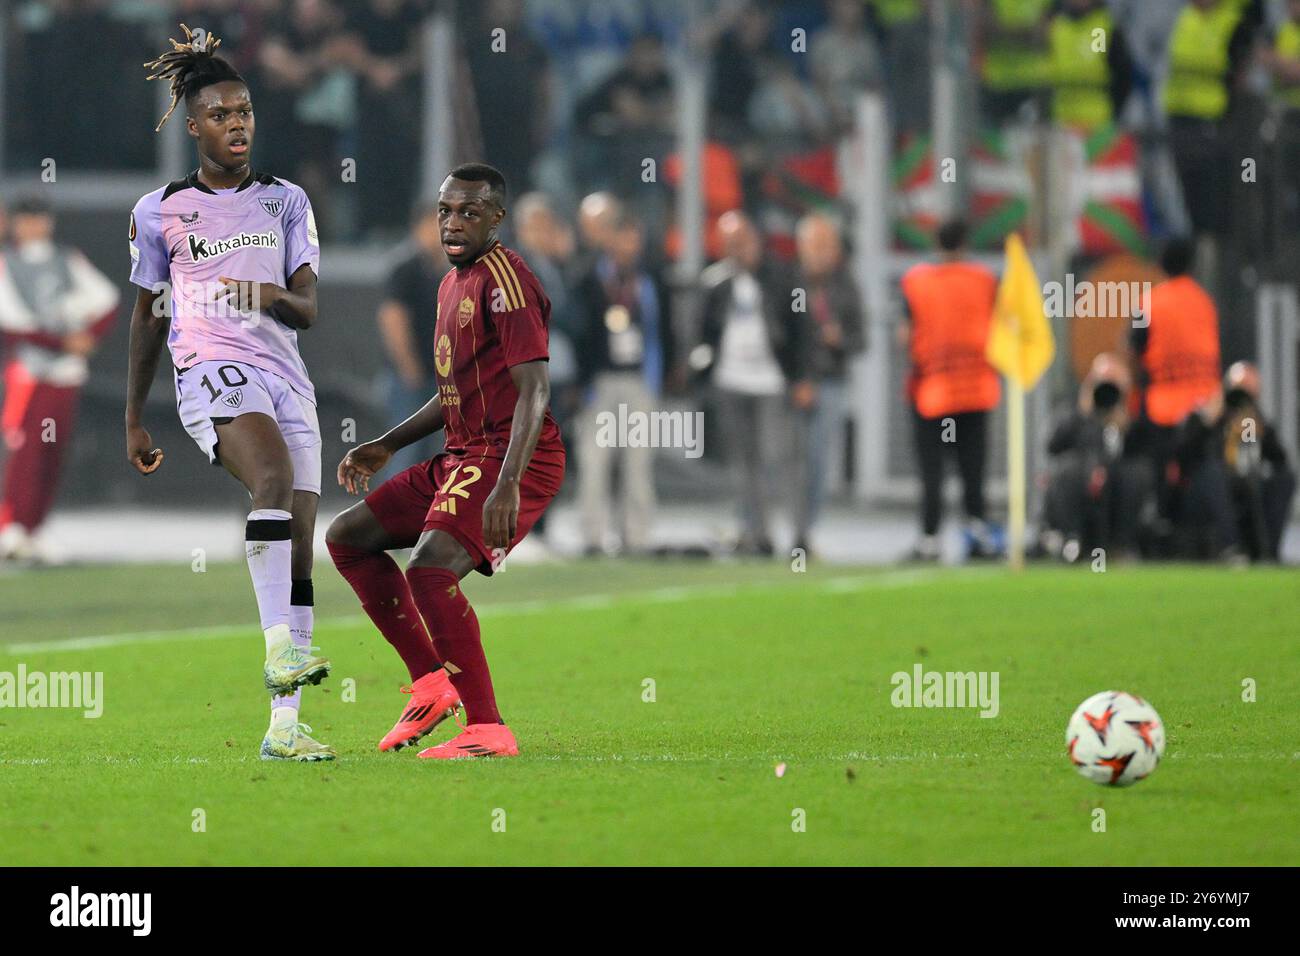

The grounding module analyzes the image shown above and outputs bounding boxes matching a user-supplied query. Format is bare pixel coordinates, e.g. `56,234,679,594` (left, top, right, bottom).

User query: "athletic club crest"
222,389,244,409
259,198,284,217
458,296,475,328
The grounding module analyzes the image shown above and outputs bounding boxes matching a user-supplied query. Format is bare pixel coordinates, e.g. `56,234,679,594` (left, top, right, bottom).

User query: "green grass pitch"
0,559,1296,865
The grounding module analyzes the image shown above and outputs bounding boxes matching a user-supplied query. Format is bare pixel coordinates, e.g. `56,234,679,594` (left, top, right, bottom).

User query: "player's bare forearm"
498,360,551,485
217,264,317,329
481,361,550,551
264,263,317,329
339,394,446,494
378,394,446,452
124,287,167,426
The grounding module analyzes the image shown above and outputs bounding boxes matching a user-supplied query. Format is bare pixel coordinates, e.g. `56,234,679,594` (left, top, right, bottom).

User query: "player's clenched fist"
125,423,164,475
338,440,392,495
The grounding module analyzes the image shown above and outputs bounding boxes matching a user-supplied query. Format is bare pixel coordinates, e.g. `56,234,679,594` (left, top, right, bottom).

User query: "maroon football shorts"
365,446,565,575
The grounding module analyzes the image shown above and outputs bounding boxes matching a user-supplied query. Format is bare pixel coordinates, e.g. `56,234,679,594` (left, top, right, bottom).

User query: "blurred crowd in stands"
10,0,1300,246
2,0,1298,565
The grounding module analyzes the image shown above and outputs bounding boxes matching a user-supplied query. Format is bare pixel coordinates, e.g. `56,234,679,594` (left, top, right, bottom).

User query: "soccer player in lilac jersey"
123,25,334,761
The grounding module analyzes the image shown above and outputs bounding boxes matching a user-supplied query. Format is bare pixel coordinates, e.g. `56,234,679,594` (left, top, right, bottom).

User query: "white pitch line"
1,568,944,655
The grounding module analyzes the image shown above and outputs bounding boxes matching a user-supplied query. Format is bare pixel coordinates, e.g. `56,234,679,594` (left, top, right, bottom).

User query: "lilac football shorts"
174,359,322,495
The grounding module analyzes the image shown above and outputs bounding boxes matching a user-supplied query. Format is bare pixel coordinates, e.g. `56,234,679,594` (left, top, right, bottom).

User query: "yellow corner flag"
987,233,1054,389
986,233,1055,571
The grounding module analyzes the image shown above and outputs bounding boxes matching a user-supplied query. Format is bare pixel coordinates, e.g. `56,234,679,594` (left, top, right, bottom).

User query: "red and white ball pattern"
1066,691,1165,787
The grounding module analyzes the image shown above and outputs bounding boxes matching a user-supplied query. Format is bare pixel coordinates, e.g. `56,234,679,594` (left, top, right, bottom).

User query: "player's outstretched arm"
337,394,446,495
125,286,168,475
482,360,550,550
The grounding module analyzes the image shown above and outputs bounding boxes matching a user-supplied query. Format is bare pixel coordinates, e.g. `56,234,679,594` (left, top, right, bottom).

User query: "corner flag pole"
1007,374,1026,572
989,232,1051,572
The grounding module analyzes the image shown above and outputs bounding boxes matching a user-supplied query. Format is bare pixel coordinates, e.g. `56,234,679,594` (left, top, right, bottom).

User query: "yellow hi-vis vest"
1049,9,1114,129
1275,21,1300,111
870,0,922,27
1163,1,1243,121
983,0,1054,92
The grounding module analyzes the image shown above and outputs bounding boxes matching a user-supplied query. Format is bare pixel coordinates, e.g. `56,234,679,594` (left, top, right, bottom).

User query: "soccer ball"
1065,691,1165,787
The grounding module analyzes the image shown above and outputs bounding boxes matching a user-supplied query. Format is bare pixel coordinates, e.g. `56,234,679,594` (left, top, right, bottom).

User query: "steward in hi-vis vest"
1047,0,1135,130
1163,0,1255,122
1162,0,1264,235
980,0,1054,122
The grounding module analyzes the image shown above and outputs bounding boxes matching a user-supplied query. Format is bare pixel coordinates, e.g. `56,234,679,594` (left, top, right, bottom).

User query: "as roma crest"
458,296,475,328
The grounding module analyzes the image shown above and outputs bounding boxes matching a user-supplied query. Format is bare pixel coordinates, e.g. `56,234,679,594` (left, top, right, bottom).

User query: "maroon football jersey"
432,240,562,457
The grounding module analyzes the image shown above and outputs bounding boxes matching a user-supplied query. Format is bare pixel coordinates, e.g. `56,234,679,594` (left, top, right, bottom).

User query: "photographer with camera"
1174,362,1295,562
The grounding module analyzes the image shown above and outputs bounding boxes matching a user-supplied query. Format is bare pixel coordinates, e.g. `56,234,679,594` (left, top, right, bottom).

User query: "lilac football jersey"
128,169,320,402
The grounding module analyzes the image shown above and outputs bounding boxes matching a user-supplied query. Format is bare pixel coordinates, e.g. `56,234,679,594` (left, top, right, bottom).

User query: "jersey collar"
187,167,258,194
475,239,502,262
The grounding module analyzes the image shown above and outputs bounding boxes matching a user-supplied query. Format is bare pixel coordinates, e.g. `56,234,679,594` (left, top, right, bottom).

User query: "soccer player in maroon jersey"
327,164,564,759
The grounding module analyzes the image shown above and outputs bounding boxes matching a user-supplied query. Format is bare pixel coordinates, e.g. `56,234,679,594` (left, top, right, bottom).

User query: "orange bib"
903,262,1001,418
1142,277,1221,426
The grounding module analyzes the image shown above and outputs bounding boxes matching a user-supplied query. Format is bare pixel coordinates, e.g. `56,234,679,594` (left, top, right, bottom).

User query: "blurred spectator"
1262,0,1300,241
347,0,427,241
1174,362,1295,562
871,0,930,133
747,53,832,145
375,200,449,475
704,1,774,141
573,190,623,284
1039,352,1151,562
789,214,865,555
513,192,581,444
1130,238,1222,541
1162,0,1265,238
0,197,119,563
467,0,553,200
663,139,745,262
175,1,264,68
979,0,1052,127
1046,0,1135,131
574,213,673,555
695,210,797,557
509,191,578,546
574,33,675,193
899,219,1001,561
810,0,885,134
6,0,157,169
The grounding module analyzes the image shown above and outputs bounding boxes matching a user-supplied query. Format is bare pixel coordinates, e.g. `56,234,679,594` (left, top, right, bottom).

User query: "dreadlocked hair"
143,23,245,133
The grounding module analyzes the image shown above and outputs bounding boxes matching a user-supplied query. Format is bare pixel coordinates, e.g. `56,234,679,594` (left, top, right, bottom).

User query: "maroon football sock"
405,566,502,725
327,541,440,681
